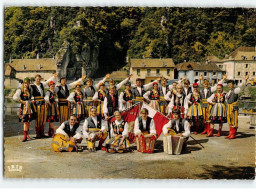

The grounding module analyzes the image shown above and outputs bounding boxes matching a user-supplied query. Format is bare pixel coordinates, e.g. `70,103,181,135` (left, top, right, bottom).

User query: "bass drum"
51,134,76,152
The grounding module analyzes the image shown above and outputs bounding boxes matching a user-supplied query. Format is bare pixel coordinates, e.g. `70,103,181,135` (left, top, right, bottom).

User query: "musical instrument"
51,134,76,152
136,133,156,153
163,135,185,155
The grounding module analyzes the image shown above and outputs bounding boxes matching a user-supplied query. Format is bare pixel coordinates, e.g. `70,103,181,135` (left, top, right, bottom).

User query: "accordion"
163,135,185,155
136,133,156,153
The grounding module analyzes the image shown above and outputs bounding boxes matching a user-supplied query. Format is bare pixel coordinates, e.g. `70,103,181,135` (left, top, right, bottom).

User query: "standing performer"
105,111,130,153
143,82,161,111
30,73,58,138
183,79,192,96
93,82,108,118
225,76,248,139
207,84,227,137
67,83,86,123
82,107,108,152
83,74,110,117
134,108,157,153
103,86,119,118
168,84,188,119
164,81,179,104
44,81,59,137
158,77,171,115
107,74,132,95
13,78,36,142
186,83,204,134
119,82,133,111
55,75,86,124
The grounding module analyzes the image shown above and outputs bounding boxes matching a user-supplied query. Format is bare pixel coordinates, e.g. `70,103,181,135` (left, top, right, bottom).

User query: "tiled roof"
176,62,223,71
225,47,256,60
130,58,175,68
4,64,13,76
110,71,129,79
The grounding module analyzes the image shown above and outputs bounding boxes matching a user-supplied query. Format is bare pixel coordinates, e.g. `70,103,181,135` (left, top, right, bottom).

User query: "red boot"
207,128,213,137
201,123,209,135
225,127,232,139
40,125,46,138
215,129,221,137
22,131,28,142
36,127,41,138
141,135,147,153
228,127,237,139
26,129,31,140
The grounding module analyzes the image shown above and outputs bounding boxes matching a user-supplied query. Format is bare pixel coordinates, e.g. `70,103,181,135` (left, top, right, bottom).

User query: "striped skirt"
47,102,59,122
72,102,85,122
84,98,100,117
187,103,204,122
149,100,160,111
209,103,227,124
58,99,71,124
105,136,130,152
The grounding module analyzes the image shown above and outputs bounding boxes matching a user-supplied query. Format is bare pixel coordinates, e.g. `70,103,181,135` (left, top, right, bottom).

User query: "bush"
4,87,11,96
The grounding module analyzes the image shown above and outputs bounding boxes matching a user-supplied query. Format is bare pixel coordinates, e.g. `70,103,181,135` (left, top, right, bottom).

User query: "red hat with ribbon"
193,83,199,87
48,81,55,86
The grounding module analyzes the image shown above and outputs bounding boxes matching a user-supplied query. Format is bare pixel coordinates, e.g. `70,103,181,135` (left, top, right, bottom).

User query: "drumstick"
189,135,205,149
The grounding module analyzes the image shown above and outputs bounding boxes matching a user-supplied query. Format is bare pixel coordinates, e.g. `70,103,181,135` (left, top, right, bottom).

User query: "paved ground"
3,115,255,179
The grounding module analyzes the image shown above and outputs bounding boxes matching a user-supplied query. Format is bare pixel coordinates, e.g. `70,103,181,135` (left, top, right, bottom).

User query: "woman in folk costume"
44,81,59,137
164,81,178,104
158,77,171,115
119,82,133,111
55,75,87,124
67,83,86,123
13,78,36,142
92,82,108,118
105,111,130,153
168,84,188,119
186,83,204,134
143,82,161,111
207,84,227,137
225,76,248,139
103,86,119,118
83,74,110,117
30,73,58,138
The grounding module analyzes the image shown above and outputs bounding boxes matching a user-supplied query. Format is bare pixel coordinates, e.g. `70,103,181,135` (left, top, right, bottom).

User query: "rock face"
56,41,99,79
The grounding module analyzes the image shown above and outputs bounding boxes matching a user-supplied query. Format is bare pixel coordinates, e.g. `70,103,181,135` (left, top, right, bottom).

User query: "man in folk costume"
158,77,171,115
143,82,161,111
13,78,36,142
207,83,227,137
82,107,108,152
45,81,59,137
119,82,133,111
186,83,204,134
83,74,110,117
164,81,179,104
103,86,119,118
183,79,192,97
105,111,130,153
107,74,133,96
134,108,157,153
67,83,86,123
55,75,87,124
92,82,108,118
30,73,58,138
162,109,190,151
200,75,226,135
225,76,248,139
131,78,158,104
168,84,188,119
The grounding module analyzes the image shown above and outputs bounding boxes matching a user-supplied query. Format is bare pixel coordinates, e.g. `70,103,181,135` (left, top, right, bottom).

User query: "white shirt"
56,122,82,140
131,80,158,94
162,119,190,137
225,80,245,100
103,95,119,117
44,90,58,103
67,91,84,102
55,78,83,93
82,116,107,138
33,76,56,97
168,93,188,114
110,120,128,138
13,89,22,101
134,117,156,135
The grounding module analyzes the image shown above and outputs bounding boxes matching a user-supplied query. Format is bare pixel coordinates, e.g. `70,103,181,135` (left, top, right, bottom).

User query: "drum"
51,134,76,152
136,133,156,153
163,135,185,155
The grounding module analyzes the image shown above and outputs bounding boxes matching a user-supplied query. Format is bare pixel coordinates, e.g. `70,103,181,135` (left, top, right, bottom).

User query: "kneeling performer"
162,109,190,154
134,108,157,153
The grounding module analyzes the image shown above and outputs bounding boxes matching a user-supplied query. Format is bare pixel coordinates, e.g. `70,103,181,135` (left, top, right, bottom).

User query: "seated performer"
45,81,59,137
225,75,248,139
67,83,86,123
92,82,108,118
103,86,119,118
53,115,83,152
82,107,108,152
13,78,36,142
162,109,190,153
143,82,160,111
207,84,227,137
119,82,133,111
105,111,130,153
134,108,157,153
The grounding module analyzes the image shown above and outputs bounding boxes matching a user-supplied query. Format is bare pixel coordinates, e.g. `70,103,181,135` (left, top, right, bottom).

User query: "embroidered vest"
138,116,152,132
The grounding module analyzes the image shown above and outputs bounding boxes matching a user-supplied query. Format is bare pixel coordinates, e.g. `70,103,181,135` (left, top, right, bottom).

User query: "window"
238,72,241,76
213,72,216,76
195,72,199,76
204,72,207,76
245,72,248,76
218,65,223,69
242,56,247,60
253,72,255,76
246,64,248,68
156,69,160,74
167,69,170,75
252,56,256,60
137,69,140,75
147,69,151,75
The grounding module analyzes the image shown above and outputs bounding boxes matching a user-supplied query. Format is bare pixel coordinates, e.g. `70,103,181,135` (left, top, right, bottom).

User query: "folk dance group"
13,72,249,154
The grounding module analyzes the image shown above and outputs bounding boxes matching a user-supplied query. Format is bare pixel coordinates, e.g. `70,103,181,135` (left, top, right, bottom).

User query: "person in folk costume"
82,106,108,152
225,75,248,139
67,83,86,123
131,78,158,104
105,111,130,153
55,115,83,148
30,73,58,138
44,81,59,137
134,108,157,153
13,78,37,142
143,82,161,111
183,79,192,97
119,82,133,111
199,75,226,135
164,81,179,104
186,83,204,134
207,83,227,137
55,75,87,124
83,74,110,117
167,84,188,119
92,82,108,118
162,109,191,151
103,86,119,119
107,74,133,96
158,77,171,115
